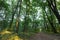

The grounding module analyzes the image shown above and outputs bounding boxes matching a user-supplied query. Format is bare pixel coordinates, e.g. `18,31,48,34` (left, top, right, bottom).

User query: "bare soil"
29,32,60,40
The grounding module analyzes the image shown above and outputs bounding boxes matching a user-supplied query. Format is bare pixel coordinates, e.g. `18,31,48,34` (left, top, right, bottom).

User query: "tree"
47,0,60,24
15,0,22,33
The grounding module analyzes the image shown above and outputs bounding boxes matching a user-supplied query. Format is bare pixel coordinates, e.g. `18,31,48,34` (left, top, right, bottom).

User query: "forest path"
29,32,60,40
0,30,60,40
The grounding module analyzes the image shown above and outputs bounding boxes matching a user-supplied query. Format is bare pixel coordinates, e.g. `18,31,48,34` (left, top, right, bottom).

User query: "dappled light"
0,0,60,40
0,30,23,40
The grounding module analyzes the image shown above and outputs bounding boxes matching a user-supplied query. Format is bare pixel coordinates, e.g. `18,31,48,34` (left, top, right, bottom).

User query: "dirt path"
29,32,60,40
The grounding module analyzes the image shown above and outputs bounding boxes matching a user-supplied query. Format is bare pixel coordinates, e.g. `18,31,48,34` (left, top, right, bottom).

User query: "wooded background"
0,0,60,40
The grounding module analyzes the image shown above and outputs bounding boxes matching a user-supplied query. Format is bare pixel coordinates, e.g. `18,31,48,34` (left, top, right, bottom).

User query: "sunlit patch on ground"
13,36,23,40
0,30,11,35
0,30,23,40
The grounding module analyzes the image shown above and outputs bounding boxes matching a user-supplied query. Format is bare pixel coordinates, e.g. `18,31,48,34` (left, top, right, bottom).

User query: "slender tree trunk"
42,1,58,33
45,10,57,33
15,0,22,33
47,0,60,24
23,0,30,32
43,10,48,31
9,0,20,31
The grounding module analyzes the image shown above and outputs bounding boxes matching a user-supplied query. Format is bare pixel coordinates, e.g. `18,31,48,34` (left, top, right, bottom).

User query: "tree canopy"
0,0,60,40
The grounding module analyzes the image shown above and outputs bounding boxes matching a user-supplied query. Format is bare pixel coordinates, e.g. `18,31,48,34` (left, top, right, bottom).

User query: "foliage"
0,0,60,40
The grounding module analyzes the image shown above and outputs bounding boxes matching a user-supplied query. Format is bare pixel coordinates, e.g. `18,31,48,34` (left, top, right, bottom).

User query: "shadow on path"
29,32,60,40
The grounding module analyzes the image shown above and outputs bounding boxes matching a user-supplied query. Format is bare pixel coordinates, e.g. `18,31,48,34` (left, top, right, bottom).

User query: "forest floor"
29,32,60,40
0,30,60,40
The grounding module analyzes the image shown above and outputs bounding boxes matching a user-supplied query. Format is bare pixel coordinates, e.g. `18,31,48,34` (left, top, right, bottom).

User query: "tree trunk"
47,0,60,24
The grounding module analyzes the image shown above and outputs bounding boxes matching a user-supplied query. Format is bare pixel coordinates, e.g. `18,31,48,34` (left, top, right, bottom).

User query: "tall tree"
41,1,57,33
47,0,60,24
15,0,22,33
23,0,30,32
9,0,21,30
